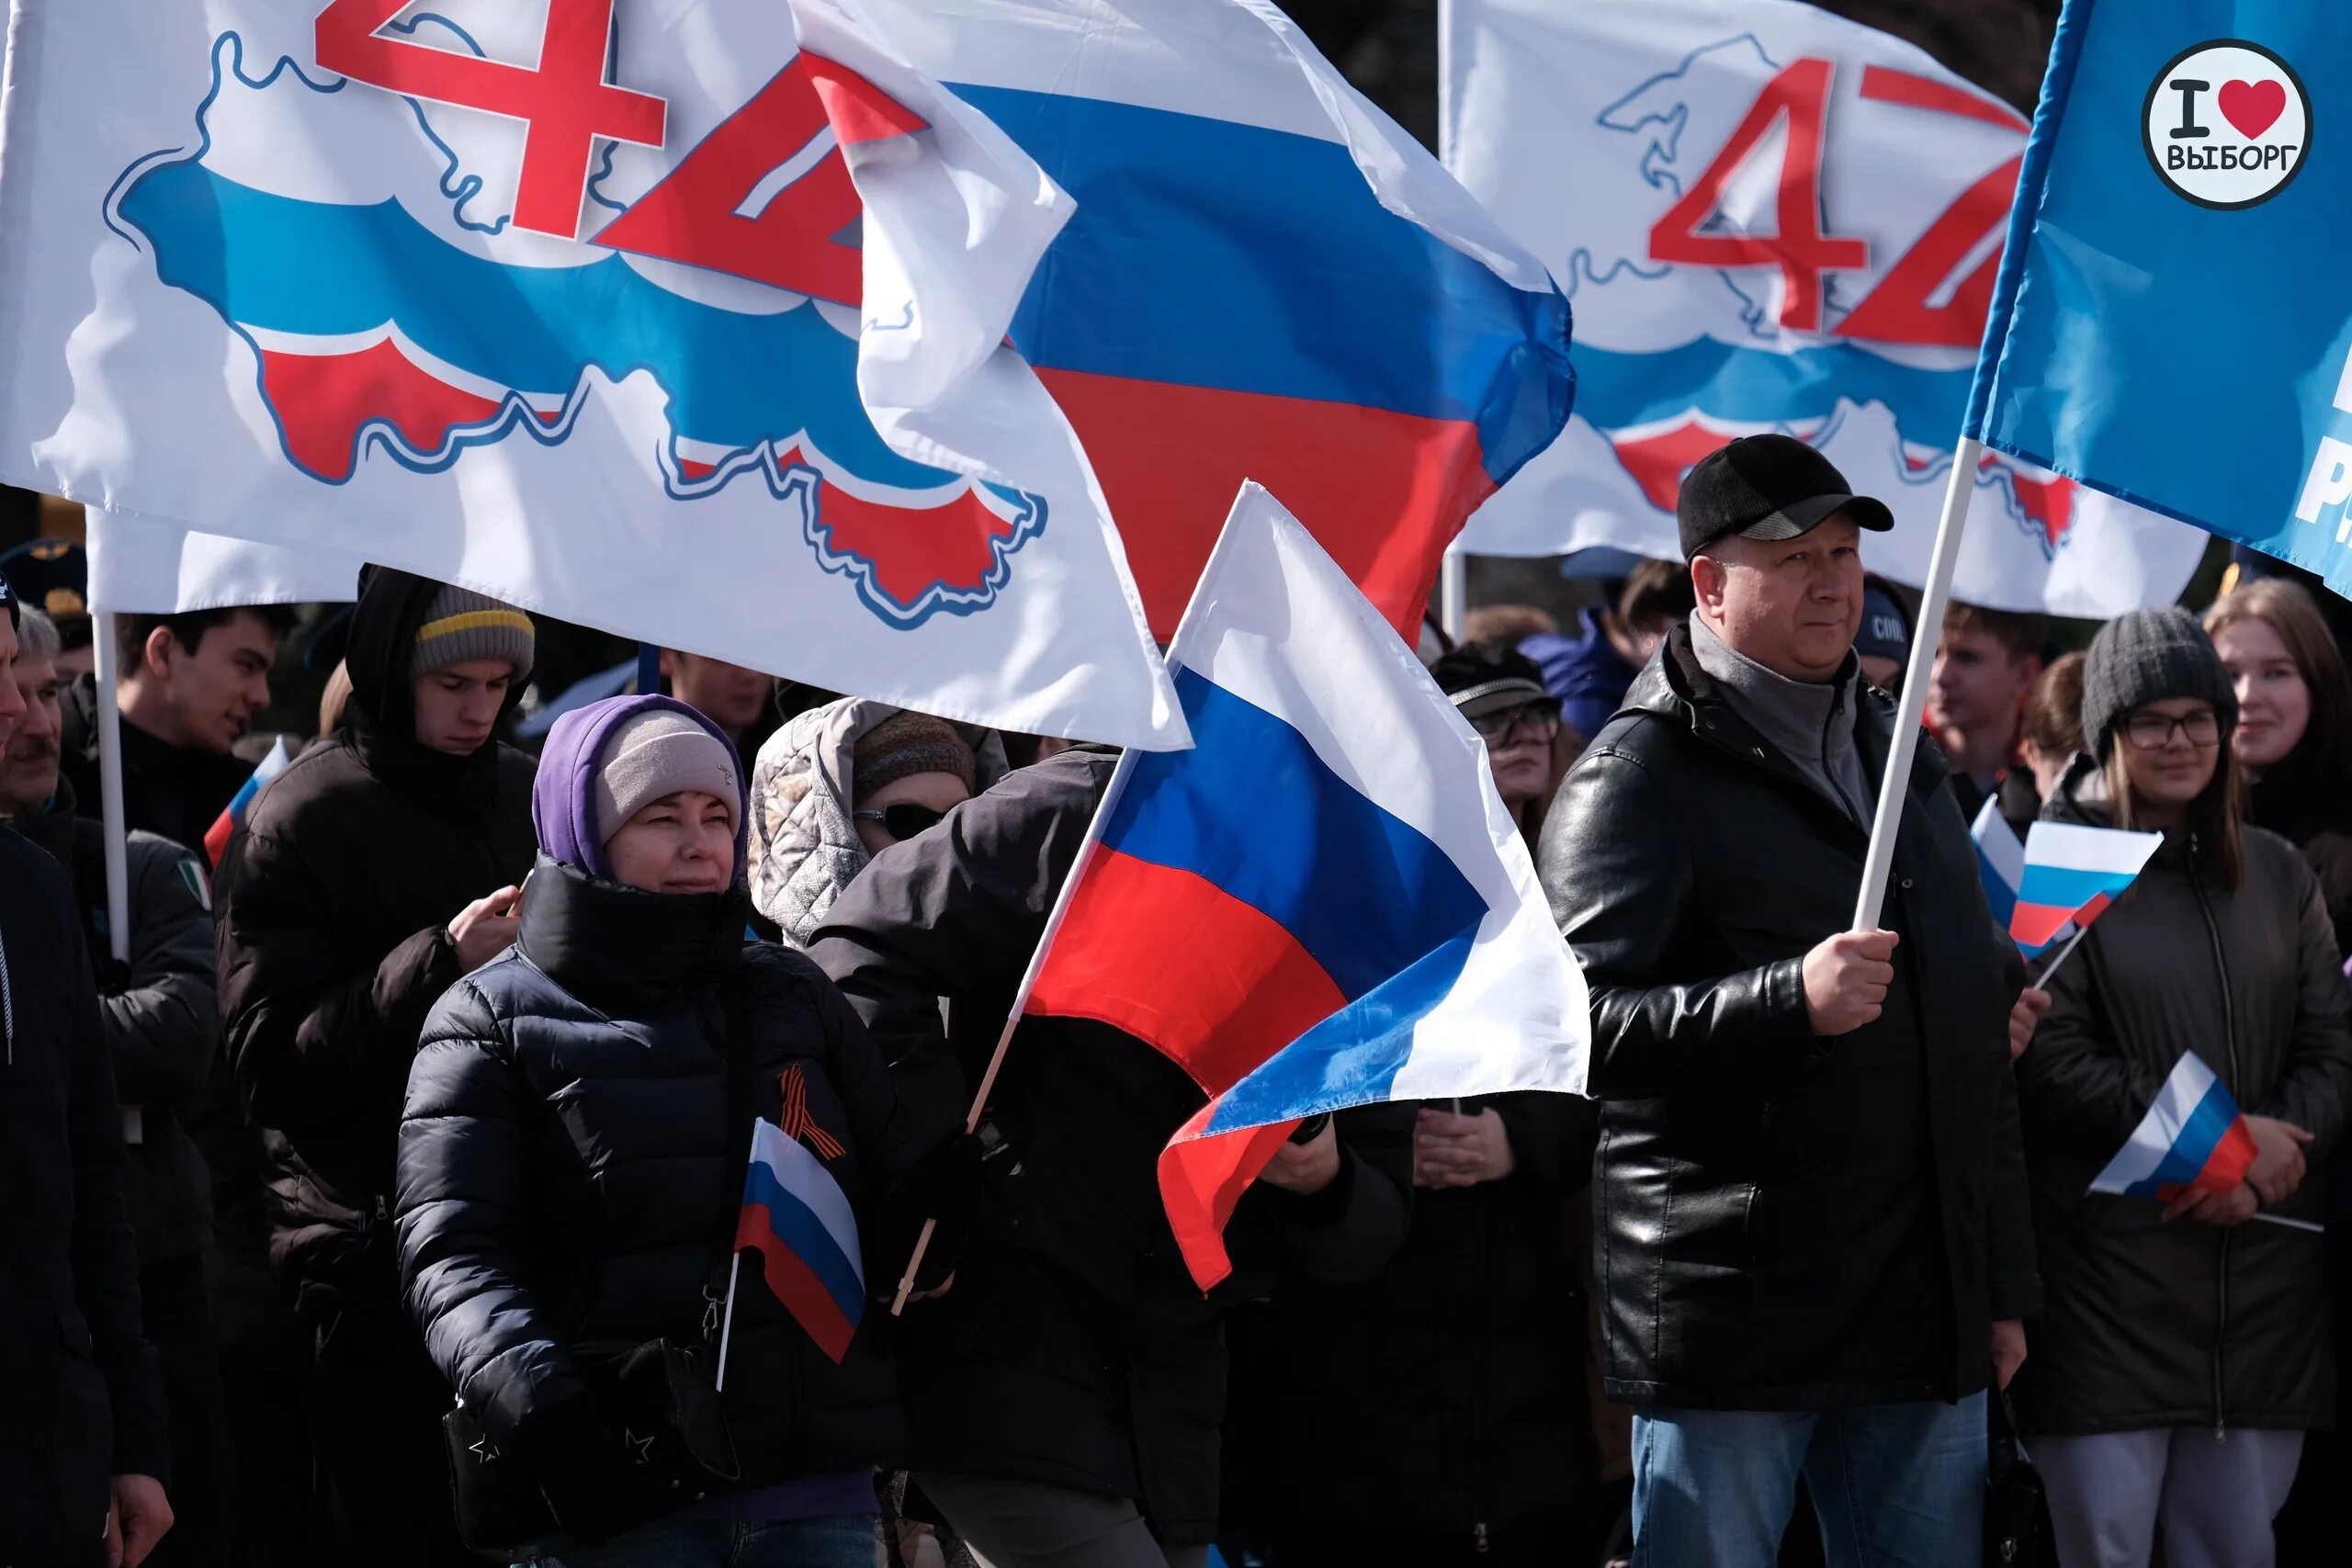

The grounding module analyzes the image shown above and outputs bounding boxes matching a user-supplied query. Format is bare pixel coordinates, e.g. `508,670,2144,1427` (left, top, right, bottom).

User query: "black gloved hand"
881,1131,986,1295
514,1396,656,1546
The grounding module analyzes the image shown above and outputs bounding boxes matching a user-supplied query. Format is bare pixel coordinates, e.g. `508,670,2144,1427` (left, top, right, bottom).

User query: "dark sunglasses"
1467,699,1562,746
854,803,950,840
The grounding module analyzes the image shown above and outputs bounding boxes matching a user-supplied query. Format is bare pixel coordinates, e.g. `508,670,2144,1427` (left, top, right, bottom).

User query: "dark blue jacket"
1523,607,1639,742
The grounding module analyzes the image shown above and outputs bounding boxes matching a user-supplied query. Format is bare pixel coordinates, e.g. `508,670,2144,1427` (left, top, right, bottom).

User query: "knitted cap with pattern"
852,711,976,801
410,584,535,681
2080,605,2238,761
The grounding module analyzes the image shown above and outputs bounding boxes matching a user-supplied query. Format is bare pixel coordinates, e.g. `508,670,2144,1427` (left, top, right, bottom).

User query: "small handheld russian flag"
2089,1051,2256,1205
723,1066,863,1371
203,736,292,866
1970,796,2024,933
2010,820,2163,960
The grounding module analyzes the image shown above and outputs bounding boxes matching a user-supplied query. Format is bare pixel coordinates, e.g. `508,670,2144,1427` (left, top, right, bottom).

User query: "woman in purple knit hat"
390,694,963,1568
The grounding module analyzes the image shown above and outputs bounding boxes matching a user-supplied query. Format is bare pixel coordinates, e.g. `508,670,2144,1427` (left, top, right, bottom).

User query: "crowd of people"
6,432,2352,1568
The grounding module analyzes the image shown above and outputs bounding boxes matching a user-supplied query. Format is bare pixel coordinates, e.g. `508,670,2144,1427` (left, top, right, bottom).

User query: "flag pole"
1440,546,1468,643
886,482,1255,1314
2032,922,2091,989
91,611,133,964
1851,438,1980,931
714,1253,742,1391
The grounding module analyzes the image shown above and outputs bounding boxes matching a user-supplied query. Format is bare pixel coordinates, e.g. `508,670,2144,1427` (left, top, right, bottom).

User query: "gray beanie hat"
594,707,741,843
2080,606,2238,761
409,584,536,681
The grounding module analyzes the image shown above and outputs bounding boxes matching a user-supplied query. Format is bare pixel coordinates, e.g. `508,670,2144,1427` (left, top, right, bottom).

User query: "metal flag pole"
1850,437,1980,931
1440,546,1469,643
714,1253,743,1391
91,611,132,964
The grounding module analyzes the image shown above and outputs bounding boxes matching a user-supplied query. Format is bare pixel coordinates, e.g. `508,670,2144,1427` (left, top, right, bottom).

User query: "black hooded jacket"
214,568,537,1309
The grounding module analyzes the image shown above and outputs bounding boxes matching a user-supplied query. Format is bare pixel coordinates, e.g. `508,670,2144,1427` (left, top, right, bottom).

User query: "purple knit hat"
534,694,748,879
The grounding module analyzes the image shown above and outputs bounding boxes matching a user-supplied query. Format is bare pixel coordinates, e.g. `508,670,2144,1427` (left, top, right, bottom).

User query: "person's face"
410,660,514,756
2118,697,2222,810
1693,518,1864,682
0,619,25,750
662,651,773,738
0,651,65,815
2212,618,2310,773
1470,699,1560,809
153,611,277,754
1928,627,2037,748
854,771,971,855
605,788,736,894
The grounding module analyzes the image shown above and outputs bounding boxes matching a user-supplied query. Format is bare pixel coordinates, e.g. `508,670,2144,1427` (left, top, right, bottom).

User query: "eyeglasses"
854,802,950,841
1468,700,1562,748
2122,709,2222,750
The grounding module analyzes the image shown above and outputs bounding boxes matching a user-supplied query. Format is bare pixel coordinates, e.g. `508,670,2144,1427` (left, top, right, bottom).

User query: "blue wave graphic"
115,162,956,494
1570,338,1966,436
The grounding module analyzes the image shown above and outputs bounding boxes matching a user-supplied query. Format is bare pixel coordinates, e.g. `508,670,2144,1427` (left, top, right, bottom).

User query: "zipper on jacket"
1822,684,1866,825
1474,1521,1490,1553
2189,836,2236,1438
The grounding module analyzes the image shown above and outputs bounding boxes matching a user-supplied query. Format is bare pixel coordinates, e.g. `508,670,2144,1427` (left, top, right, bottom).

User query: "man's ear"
658,648,678,682
141,626,179,681
1690,553,1727,617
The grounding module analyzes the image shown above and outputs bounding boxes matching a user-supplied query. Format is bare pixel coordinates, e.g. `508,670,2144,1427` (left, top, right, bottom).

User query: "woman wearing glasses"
2011,608,2352,1567
747,702,1003,951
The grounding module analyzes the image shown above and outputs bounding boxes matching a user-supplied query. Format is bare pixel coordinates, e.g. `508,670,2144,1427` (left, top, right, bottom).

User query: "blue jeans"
516,1512,881,1568
1632,1393,1986,1568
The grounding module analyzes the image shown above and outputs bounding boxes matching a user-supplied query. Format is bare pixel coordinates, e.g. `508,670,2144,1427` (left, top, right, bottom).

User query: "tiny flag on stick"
204,736,292,866
732,1074,864,1365
2090,1051,2257,1205
2009,820,2162,958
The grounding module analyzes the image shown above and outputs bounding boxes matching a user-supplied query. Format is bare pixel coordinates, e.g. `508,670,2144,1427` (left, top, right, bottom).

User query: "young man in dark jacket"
0,580,177,1568
811,743,1414,1568
61,605,292,862
214,568,538,1567
3,609,229,1568
1541,435,2042,1566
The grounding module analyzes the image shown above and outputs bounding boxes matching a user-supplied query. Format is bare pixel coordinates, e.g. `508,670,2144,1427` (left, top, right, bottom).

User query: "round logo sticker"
2143,39,2312,209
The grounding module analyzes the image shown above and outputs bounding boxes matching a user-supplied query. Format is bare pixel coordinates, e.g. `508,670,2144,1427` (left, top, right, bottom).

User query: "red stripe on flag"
1035,368,1491,641
1158,1107,1303,1291
736,1203,858,1363
204,810,235,868
2010,899,2079,950
2199,1115,2260,1196
2071,891,2114,929
1028,847,1349,1095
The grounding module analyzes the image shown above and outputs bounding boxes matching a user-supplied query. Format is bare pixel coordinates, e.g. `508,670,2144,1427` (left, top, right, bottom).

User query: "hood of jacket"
339,566,528,819
515,852,747,1015
746,696,1009,948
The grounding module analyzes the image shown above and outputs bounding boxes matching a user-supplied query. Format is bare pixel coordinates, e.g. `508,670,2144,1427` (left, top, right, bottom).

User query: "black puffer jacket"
11,780,220,1273
811,745,1414,1545
0,830,170,1565
1261,1091,1600,1540
397,855,925,1491
215,568,536,1308
2013,768,2352,1434
1541,625,2038,1410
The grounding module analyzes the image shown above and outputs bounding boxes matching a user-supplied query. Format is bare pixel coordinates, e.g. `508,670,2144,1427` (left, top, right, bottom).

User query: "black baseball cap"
1677,434,1894,560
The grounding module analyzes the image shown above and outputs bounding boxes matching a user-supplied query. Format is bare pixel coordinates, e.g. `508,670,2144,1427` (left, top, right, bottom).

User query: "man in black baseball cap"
1540,433,2041,1565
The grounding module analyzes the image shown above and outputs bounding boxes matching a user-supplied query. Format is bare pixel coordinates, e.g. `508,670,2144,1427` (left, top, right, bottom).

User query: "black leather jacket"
1540,625,2037,1410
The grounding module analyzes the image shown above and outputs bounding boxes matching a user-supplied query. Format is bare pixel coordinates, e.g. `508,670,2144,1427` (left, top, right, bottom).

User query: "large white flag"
85,511,359,615
1442,0,2210,617
0,0,1186,747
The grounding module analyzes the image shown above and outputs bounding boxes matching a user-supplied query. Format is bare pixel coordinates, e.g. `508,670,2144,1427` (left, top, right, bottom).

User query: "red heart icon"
2219,77,2286,140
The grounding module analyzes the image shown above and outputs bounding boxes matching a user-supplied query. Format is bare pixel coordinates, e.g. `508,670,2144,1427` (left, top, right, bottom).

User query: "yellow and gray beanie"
410,584,536,682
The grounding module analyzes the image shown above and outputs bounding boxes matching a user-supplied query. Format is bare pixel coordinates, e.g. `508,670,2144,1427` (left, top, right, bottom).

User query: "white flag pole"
91,612,133,964
1440,547,1469,643
2032,922,2091,989
1851,437,1981,931
713,1253,743,1391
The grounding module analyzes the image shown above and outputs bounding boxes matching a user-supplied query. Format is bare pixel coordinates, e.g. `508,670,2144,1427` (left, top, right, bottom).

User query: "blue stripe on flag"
1100,667,1489,1001
2120,1077,2239,1199
2016,863,2131,910
1976,847,2018,931
742,1161,865,1322
1203,932,1479,1134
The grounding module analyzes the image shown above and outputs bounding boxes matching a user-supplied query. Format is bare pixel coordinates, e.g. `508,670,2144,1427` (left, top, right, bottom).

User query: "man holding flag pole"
1540,433,2042,1565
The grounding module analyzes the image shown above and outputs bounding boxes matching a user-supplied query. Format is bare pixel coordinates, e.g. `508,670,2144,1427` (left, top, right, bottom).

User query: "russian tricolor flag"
203,735,292,867
2011,820,2164,958
2090,1051,2258,1204
734,1112,865,1363
1024,483,1589,1288
1971,795,2024,933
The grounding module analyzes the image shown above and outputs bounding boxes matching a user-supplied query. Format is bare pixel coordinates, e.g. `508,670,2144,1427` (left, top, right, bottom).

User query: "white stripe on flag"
748,1119,861,1285
2024,820,2165,877
1973,795,2024,896
2090,1053,2220,1195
